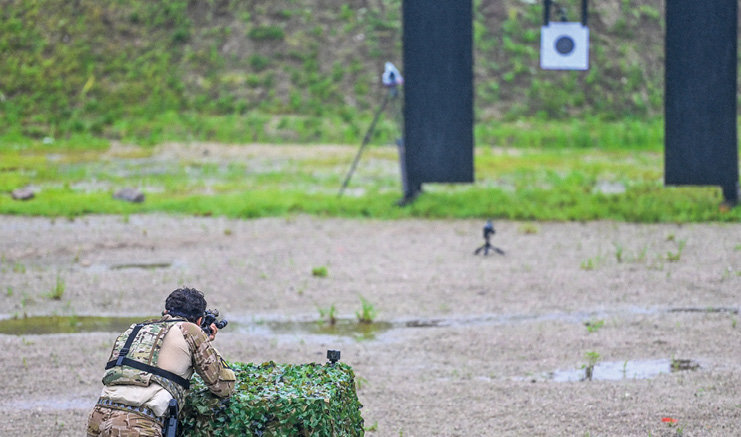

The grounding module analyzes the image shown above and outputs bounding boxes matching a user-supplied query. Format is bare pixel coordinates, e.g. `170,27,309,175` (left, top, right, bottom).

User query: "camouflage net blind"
179,361,364,437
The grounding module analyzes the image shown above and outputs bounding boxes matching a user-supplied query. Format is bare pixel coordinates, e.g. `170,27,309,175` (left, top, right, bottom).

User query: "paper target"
540,22,589,70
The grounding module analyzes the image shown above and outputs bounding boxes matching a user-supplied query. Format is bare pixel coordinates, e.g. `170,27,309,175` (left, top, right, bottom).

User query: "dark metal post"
665,0,739,204
401,0,474,203
581,0,588,26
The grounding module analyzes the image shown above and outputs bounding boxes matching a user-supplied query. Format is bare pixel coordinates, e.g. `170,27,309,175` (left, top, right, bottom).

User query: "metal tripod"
338,84,401,198
474,221,505,256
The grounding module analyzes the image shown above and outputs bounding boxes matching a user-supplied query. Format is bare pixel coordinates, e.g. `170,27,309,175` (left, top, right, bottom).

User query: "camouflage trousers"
87,405,163,437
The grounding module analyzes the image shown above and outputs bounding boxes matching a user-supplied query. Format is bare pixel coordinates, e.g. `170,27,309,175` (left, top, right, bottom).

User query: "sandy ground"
0,214,739,436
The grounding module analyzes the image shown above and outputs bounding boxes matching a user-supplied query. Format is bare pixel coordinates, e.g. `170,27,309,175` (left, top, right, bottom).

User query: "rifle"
164,398,178,437
200,309,228,335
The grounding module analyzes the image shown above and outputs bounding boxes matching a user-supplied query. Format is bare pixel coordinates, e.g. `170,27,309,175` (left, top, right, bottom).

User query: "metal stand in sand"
474,221,505,256
338,63,404,198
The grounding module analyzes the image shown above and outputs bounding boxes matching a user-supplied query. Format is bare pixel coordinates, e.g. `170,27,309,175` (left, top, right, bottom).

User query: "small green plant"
356,296,377,324
582,351,601,381
6,286,12,297
613,242,624,263
312,266,328,277
248,54,271,71
317,304,337,326
248,25,285,41
584,319,605,333
666,239,687,262
517,223,539,234
13,262,26,274
635,246,648,262
48,275,65,300
580,258,596,270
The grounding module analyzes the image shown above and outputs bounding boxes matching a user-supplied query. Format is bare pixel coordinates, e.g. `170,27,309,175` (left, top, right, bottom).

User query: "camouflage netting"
179,361,364,437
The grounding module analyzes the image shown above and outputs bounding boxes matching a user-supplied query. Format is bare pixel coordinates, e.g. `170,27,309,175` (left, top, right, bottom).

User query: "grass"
582,351,601,381
665,240,687,262
1,2,735,224
584,319,605,334
356,296,377,324
0,122,738,222
47,275,66,300
1,0,670,144
317,304,337,326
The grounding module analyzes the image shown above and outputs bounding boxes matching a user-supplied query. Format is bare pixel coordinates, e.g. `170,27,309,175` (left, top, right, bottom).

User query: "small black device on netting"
201,309,228,335
327,349,341,365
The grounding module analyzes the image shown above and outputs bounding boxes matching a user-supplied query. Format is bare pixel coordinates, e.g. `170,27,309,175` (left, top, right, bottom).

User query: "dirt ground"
0,214,739,436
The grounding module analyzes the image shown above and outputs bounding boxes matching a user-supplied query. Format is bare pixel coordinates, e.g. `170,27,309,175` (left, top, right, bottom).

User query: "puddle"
109,261,172,270
668,307,738,315
80,260,185,273
250,319,394,340
545,358,701,382
0,315,393,339
0,315,148,335
1,305,735,337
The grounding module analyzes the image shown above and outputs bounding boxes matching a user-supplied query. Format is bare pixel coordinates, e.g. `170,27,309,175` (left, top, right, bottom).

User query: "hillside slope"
1,0,669,143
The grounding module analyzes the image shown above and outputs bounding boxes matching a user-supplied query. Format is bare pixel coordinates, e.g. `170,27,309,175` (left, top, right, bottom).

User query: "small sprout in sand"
584,319,605,334
582,351,601,381
612,242,624,263
48,275,66,300
356,296,377,324
517,223,539,234
580,258,596,270
666,239,686,262
317,304,337,326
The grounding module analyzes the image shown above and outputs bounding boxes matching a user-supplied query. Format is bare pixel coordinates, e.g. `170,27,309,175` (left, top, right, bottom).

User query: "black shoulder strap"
105,320,191,389
106,357,190,389
114,323,144,366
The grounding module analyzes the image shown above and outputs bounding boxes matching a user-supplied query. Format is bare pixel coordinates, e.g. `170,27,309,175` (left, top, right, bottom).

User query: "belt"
97,397,166,427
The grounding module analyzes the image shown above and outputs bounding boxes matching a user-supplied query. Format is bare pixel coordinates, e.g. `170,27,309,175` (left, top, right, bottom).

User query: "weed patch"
356,296,377,324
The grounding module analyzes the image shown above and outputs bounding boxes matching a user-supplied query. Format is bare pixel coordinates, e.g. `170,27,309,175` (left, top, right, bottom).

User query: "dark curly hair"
165,287,207,323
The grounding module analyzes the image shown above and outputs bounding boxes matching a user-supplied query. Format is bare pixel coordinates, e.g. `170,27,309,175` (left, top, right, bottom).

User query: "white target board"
540,22,589,70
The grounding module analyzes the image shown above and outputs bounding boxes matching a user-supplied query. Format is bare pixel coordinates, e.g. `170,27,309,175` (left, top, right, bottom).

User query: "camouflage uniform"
87,315,235,437
87,405,163,437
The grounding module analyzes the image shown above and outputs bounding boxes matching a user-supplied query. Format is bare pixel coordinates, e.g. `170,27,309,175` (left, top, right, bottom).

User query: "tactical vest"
102,318,191,409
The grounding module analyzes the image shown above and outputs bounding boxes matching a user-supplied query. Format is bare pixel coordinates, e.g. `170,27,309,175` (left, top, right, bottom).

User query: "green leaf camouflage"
179,361,364,437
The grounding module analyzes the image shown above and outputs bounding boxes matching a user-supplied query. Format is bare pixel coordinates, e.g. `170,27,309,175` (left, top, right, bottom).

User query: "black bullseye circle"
555,36,575,55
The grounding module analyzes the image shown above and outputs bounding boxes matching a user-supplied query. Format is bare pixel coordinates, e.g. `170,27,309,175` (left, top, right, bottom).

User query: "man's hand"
208,323,218,341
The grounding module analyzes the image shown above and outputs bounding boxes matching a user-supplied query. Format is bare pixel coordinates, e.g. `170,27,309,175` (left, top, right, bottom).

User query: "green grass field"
1,117,738,222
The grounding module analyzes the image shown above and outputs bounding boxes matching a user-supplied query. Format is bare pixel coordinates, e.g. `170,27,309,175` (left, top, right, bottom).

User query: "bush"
179,361,364,436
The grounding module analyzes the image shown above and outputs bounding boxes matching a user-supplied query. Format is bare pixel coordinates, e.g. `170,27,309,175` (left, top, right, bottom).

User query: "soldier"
87,287,236,437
